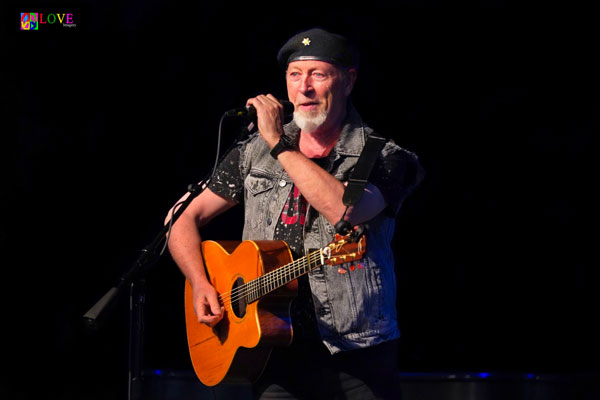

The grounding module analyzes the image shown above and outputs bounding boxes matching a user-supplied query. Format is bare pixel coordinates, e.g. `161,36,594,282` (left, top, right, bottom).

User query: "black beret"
277,28,359,69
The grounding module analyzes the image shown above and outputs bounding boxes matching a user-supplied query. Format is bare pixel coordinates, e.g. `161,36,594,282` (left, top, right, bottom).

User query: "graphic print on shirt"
281,185,307,225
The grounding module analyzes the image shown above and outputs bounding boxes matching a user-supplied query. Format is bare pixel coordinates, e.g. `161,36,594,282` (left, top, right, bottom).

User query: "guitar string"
217,250,323,308
218,251,319,307
218,255,312,309
224,238,359,306
216,238,363,311
227,250,317,301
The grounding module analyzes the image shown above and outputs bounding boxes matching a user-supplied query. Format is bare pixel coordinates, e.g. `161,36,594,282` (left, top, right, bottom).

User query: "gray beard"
293,110,328,133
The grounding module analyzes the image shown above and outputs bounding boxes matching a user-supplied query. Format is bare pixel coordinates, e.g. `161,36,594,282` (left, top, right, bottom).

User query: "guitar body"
185,240,296,386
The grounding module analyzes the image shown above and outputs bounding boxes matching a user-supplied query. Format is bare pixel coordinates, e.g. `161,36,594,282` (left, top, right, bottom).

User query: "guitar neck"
245,249,324,303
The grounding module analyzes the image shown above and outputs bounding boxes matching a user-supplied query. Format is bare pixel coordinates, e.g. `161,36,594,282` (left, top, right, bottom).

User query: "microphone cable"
160,112,256,256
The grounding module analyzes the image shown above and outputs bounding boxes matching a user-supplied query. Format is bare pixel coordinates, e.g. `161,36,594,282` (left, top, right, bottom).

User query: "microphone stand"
82,118,255,400
82,181,206,400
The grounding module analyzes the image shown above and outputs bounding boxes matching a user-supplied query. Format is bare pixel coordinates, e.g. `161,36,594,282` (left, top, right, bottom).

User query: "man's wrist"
270,134,297,159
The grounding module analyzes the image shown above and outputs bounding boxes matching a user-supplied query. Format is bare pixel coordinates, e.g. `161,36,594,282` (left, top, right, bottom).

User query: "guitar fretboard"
244,249,323,303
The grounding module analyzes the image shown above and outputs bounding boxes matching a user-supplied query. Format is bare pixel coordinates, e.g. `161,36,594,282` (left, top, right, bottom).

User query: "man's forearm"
168,214,209,287
276,149,387,227
276,149,346,225
165,188,238,287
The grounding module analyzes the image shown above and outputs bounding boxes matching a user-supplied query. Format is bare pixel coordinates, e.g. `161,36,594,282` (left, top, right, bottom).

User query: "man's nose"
299,75,313,94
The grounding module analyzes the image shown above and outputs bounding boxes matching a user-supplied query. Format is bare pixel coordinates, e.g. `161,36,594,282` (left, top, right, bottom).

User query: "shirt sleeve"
369,146,425,215
207,147,245,203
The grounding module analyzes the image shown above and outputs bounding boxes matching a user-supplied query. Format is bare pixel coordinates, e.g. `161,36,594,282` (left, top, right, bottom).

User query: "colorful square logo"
21,13,38,30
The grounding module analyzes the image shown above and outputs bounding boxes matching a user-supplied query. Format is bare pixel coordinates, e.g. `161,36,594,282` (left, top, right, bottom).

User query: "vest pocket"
244,171,276,230
244,171,275,196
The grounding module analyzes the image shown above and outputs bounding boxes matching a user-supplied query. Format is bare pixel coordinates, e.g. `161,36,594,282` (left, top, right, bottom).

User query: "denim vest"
238,106,413,354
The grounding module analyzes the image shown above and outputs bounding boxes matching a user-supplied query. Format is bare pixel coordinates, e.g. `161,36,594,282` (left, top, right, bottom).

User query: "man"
167,28,423,399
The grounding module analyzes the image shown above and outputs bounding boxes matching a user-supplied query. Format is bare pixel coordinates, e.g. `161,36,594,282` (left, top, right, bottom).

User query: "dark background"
1,1,597,399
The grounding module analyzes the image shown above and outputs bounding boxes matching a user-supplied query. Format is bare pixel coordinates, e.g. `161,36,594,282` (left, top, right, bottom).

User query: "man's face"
286,60,355,133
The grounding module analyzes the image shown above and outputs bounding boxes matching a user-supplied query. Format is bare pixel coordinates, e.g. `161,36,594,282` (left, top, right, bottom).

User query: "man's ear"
344,68,358,96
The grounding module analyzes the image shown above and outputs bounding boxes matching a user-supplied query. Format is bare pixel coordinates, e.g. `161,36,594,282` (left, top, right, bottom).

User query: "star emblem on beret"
302,37,311,46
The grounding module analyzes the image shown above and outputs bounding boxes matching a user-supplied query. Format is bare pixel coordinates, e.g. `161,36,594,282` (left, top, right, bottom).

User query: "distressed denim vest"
239,106,403,354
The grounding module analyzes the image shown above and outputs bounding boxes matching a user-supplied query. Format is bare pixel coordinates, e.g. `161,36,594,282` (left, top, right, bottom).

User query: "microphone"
224,100,295,121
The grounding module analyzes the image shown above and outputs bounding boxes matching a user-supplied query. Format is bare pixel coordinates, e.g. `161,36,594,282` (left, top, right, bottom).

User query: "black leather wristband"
270,134,297,159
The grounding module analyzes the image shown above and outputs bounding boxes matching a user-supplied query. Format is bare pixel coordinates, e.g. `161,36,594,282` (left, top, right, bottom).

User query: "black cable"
161,113,254,255
211,113,227,178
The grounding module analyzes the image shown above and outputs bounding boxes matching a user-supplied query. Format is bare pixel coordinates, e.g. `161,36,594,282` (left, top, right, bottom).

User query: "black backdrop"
2,2,597,399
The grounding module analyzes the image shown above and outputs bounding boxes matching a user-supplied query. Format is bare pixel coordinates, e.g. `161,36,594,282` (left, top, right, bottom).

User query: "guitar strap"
335,135,387,235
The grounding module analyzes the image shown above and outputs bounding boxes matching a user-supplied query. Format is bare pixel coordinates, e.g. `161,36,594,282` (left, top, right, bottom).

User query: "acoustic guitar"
185,232,366,386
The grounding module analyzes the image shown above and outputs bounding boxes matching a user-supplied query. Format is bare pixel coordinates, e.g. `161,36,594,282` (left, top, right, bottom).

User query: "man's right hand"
192,280,225,327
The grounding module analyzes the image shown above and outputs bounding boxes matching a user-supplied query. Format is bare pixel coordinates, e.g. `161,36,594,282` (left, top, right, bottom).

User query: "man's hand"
246,94,286,148
192,280,225,327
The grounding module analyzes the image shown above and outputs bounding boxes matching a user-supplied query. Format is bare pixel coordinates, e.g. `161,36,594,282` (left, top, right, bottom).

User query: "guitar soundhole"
231,277,247,318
